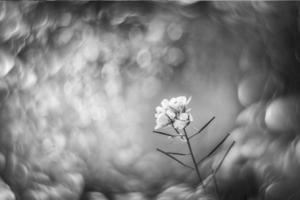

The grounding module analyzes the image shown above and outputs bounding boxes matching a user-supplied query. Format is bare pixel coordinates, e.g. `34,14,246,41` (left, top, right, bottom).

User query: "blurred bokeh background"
0,1,300,200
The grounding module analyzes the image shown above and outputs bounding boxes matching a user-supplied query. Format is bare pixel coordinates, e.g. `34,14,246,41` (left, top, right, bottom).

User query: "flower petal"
161,99,169,108
187,96,192,104
155,113,171,129
166,110,176,119
177,96,187,105
170,97,177,104
169,98,179,109
189,113,193,122
173,119,188,130
178,112,189,121
155,106,164,113
155,96,192,130
186,108,192,112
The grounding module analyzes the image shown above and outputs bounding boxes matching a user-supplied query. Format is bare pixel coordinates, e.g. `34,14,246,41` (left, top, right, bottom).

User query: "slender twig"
172,126,182,136
197,133,230,165
153,130,177,138
156,148,194,170
215,141,235,173
211,167,221,200
183,128,204,186
189,116,215,139
172,126,186,141
165,151,190,156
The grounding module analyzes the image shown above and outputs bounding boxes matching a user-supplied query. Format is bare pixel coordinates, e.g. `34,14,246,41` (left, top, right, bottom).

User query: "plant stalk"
183,128,204,186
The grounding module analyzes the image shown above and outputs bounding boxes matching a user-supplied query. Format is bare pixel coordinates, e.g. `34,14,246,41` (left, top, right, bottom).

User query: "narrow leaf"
189,116,215,139
156,148,194,170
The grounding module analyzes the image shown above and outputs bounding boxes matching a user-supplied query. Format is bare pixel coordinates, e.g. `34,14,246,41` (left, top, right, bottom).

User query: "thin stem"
189,116,215,139
197,133,230,165
172,126,186,141
215,141,235,173
165,151,190,156
173,126,182,136
183,128,204,186
156,148,194,170
211,167,221,200
153,130,176,138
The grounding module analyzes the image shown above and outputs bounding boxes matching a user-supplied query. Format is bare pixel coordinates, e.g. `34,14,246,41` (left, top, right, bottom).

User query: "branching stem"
183,128,204,186
153,130,176,138
215,141,235,173
189,116,215,139
156,148,194,170
211,167,221,200
197,133,230,165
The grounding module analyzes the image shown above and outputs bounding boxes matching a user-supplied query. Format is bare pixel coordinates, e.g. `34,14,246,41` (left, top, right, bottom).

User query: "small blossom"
161,99,169,108
169,96,191,112
155,113,171,130
154,96,193,130
166,110,176,120
173,119,188,130
178,113,189,121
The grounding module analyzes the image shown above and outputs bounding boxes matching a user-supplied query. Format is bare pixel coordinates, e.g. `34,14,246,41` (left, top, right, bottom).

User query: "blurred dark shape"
0,1,299,200
237,71,284,106
265,96,300,133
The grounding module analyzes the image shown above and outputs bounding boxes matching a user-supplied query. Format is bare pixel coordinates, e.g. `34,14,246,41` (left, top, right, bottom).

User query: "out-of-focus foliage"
0,1,299,200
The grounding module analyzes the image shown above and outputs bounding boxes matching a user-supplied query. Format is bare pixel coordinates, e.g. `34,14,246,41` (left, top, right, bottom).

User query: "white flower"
173,113,193,129
161,99,169,108
166,109,176,120
154,96,193,130
173,119,188,130
178,113,189,121
154,113,171,130
169,96,192,112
